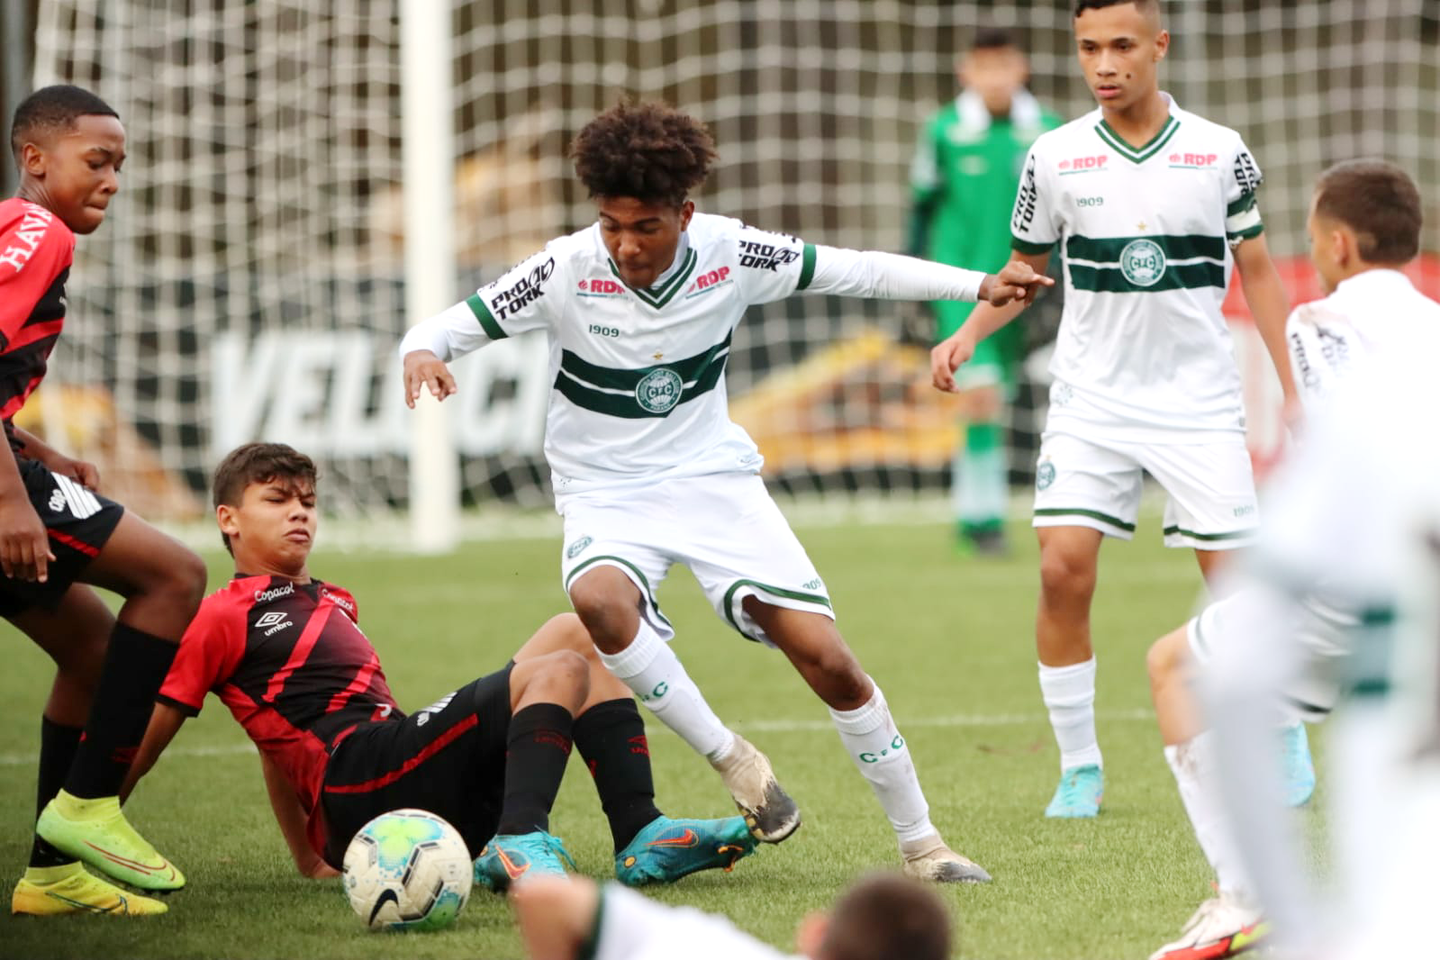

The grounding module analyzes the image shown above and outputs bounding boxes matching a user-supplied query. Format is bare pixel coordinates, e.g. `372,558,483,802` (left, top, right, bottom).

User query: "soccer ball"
342,808,473,931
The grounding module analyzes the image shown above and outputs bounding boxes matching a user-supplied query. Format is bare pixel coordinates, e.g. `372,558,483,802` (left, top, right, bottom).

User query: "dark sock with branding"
64,624,179,799
573,698,663,852
31,716,83,867
495,703,574,837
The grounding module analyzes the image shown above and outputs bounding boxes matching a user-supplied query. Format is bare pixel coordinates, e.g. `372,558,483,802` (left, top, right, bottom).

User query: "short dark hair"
570,102,717,207
972,27,1020,51
1075,0,1160,17
1313,160,1423,265
10,84,118,163
819,873,951,960
211,443,317,554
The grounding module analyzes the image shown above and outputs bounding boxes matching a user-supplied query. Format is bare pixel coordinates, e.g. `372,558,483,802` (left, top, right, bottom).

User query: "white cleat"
900,833,992,884
1149,894,1268,960
709,734,801,843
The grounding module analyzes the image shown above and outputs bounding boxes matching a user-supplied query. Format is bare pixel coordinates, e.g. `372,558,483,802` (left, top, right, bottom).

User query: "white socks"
1040,657,1103,771
829,682,935,844
598,620,735,762
1166,732,1252,899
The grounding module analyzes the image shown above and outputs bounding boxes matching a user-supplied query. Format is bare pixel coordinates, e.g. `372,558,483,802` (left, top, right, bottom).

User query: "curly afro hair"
571,102,717,207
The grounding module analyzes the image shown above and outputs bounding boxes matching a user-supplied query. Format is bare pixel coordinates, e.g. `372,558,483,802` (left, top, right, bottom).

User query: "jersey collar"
1095,91,1181,165
606,231,699,309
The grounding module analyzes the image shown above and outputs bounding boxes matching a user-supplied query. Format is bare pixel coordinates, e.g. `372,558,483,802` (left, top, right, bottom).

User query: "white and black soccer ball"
342,808,472,931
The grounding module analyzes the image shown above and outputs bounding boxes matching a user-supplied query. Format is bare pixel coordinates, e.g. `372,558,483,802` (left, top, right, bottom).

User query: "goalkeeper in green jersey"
909,28,1062,555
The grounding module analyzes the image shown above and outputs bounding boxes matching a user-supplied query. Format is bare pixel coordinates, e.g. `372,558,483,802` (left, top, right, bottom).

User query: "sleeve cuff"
1011,236,1056,255
155,693,202,717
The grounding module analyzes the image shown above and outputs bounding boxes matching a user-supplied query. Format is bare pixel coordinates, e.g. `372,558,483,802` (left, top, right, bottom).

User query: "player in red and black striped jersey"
123,443,759,893
8,86,209,918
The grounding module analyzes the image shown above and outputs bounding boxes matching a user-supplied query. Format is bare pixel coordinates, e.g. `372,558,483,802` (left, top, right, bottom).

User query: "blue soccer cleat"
1279,721,1316,808
614,815,758,887
1045,764,1104,818
473,830,575,892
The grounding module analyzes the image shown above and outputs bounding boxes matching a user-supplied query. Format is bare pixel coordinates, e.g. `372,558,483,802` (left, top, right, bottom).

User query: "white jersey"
403,212,985,496
588,883,797,960
1011,93,1265,442
1286,269,1440,406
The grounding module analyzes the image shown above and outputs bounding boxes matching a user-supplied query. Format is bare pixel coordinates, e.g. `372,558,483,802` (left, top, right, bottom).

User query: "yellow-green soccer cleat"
11,861,168,916
614,815,757,887
36,791,185,892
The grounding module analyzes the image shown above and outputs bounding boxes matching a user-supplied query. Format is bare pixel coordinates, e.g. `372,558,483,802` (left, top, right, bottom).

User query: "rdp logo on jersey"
1120,238,1167,287
578,278,626,296
1059,154,1108,172
1169,152,1219,168
635,367,683,414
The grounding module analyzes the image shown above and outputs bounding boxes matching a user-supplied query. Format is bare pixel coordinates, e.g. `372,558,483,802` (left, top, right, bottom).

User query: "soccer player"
909,27,1062,555
1145,161,1438,959
930,0,1302,818
123,442,758,892
6,85,205,917
402,101,1051,882
512,871,952,960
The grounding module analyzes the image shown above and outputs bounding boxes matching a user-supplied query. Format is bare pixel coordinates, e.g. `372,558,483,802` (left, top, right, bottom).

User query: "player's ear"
19,141,46,177
1153,29,1170,61
216,503,240,540
679,199,694,230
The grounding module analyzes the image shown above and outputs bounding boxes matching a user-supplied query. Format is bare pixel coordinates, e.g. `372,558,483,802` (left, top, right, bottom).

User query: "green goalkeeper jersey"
910,89,1062,338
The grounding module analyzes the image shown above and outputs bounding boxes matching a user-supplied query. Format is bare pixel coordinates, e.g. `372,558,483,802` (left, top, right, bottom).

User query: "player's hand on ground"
403,350,457,408
930,333,977,394
981,261,1054,307
0,497,55,583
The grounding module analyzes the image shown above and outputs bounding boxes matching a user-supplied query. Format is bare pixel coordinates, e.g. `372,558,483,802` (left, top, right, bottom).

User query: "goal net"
28,0,1440,528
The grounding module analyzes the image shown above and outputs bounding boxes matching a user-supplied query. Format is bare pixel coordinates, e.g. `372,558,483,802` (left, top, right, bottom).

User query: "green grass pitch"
0,515,1324,958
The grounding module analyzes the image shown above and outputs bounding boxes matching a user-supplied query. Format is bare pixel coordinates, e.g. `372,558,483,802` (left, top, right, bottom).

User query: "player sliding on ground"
402,101,1050,882
931,0,1307,819
7,85,206,917
1144,162,1439,960
122,443,758,893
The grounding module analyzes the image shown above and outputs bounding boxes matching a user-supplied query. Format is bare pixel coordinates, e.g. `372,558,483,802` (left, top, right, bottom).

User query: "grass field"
0,512,1324,959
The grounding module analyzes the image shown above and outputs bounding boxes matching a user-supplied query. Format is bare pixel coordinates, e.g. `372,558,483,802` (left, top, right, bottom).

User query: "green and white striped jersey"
1011,93,1265,442
405,212,986,495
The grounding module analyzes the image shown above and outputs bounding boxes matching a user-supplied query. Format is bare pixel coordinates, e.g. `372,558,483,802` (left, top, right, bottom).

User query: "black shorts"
319,664,514,868
0,457,125,617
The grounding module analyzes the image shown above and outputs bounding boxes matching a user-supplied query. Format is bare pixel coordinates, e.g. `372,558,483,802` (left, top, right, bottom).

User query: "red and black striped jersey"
158,574,401,851
0,198,74,434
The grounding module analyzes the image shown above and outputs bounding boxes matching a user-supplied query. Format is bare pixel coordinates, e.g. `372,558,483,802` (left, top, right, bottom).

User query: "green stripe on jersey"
465,294,508,340
797,243,817,290
1226,191,1258,217
1095,116,1180,164
1069,261,1227,293
554,333,731,419
1067,233,1227,263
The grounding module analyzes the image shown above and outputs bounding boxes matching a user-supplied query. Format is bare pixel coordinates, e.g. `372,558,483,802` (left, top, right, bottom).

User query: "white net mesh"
28,0,1440,523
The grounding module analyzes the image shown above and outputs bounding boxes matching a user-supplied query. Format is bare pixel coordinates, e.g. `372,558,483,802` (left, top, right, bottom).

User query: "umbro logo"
256,611,294,635
256,612,287,627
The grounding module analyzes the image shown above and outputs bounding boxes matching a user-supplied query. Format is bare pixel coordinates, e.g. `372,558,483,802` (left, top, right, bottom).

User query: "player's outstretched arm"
402,349,458,408
120,702,187,802
1234,234,1300,425
932,250,1051,393
260,752,339,878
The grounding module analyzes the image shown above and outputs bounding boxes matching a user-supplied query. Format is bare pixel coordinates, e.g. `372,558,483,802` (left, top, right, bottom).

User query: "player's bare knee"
153,544,209,615
544,649,591,708
1038,548,1096,603
1147,628,1192,687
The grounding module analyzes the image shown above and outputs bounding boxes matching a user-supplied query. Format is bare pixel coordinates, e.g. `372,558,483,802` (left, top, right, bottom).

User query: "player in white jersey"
400,102,1050,882
511,871,951,960
930,0,1301,819
1144,161,1437,959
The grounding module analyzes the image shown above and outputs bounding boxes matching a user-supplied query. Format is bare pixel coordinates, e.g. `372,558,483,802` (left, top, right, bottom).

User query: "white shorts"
557,472,834,646
1032,430,1259,549
1188,587,1356,720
